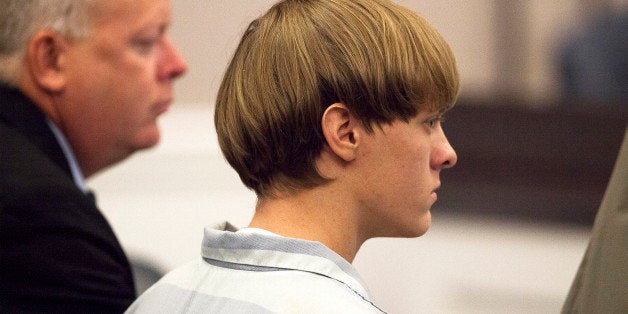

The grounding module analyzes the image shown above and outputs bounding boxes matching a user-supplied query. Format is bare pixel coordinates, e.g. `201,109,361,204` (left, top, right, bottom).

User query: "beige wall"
170,1,273,106
169,0,602,106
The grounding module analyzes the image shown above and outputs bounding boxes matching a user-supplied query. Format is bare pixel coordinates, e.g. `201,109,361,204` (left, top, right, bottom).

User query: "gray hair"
0,0,94,84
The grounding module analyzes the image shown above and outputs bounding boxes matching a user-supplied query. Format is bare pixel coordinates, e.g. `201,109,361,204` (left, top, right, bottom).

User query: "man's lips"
431,184,441,202
154,99,173,115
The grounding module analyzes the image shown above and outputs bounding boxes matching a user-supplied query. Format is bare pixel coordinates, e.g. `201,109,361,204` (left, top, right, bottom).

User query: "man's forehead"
89,0,171,24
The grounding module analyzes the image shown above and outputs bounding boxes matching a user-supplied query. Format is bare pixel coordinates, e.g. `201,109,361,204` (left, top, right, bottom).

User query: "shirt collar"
202,222,373,302
46,119,89,193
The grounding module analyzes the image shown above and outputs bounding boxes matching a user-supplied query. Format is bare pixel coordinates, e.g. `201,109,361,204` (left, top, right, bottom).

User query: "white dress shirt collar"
46,119,89,193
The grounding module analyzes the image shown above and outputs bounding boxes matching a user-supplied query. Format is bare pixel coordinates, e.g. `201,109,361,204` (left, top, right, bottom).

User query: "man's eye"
425,114,446,129
426,118,439,128
133,38,158,54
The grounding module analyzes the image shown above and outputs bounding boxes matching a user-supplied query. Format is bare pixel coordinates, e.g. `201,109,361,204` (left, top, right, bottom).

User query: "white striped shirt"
126,222,385,313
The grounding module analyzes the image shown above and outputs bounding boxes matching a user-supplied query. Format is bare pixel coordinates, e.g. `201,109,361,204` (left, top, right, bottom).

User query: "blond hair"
215,0,459,197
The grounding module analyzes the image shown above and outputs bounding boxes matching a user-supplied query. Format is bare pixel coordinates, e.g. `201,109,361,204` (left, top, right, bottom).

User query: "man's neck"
249,186,364,263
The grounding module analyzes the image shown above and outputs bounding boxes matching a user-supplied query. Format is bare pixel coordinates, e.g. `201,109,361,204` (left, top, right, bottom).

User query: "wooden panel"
435,100,626,225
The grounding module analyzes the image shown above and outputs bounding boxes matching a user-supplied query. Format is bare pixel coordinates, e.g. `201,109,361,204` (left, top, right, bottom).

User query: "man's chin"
410,211,432,237
133,128,162,151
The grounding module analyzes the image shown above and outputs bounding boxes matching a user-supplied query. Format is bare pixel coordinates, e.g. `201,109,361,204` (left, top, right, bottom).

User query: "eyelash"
425,116,444,129
134,37,160,54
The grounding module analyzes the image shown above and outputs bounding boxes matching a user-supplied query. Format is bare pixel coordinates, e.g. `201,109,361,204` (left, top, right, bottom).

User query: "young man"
128,0,457,312
0,0,186,312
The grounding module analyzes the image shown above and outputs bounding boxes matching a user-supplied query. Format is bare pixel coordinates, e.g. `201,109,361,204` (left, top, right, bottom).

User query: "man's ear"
26,30,67,92
321,103,362,162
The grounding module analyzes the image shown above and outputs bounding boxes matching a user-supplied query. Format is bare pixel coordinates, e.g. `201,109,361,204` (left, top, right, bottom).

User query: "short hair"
0,0,94,85
215,0,460,197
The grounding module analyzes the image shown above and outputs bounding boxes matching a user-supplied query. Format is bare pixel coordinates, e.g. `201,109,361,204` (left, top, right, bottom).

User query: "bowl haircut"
215,0,460,197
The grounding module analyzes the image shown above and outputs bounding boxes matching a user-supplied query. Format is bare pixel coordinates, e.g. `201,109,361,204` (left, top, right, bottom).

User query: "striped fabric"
126,223,386,313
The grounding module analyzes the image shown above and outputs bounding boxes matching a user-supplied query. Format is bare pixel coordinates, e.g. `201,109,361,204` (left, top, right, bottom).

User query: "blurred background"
90,0,627,313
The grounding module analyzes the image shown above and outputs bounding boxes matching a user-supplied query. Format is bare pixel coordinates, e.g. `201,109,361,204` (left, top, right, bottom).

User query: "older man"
0,0,186,312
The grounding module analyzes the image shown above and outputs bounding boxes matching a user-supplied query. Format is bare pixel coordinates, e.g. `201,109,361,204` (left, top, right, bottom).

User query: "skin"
21,0,187,177
351,109,457,240
250,104,457,262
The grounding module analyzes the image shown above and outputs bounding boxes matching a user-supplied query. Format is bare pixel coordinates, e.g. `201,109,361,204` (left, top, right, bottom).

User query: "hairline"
0,0,98,85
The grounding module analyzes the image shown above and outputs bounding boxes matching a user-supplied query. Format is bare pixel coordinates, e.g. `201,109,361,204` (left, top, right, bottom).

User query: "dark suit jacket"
0,84,135,313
